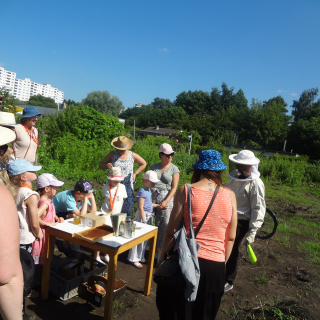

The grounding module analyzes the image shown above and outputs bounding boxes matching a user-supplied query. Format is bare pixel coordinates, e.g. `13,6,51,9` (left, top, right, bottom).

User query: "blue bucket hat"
7,159,42,176
193,150,227,171
22,106,41,119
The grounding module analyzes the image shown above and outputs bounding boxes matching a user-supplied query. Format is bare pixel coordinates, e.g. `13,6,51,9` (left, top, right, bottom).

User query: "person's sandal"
132,262,143,269
26,290,39,298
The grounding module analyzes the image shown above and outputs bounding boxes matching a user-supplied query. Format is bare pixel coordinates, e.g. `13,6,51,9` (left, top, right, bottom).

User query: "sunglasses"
0,144,8,156
163,153,174,158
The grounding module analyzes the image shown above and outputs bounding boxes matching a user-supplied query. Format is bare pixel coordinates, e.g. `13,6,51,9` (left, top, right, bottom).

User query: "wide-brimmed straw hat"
0,126,16,146
111,136,133,150
107,167,124,181
229,150,260,165
193,150,227,171
0,112,17,127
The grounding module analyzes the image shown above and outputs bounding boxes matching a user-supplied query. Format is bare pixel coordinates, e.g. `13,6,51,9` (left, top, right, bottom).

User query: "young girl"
101,166,128,214
7,159,43,253
99,167,128,264
32,173,65,264
127,170,159,268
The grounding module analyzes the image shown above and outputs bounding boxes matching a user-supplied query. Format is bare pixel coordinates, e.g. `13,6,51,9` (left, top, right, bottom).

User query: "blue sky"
1,0,319,111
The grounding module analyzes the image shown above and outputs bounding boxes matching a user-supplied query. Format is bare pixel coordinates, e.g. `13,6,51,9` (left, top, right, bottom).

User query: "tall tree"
291,88,319,121
174,90,212,116
81,90,125,116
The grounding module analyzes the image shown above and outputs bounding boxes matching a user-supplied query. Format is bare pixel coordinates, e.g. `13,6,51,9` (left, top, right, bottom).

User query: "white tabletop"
50,212,157,248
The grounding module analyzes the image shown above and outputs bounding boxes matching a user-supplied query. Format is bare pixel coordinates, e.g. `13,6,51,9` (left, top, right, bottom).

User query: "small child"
101,167,128,214
7,159,43,254
98,167,128,264
32,173,65,264
127,170,159,268
52,178,97,257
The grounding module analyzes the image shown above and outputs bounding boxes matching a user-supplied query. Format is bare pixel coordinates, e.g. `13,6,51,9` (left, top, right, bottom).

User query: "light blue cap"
7,159,42,176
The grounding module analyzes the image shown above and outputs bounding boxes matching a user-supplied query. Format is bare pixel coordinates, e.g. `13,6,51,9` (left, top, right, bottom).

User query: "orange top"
183,185,233,262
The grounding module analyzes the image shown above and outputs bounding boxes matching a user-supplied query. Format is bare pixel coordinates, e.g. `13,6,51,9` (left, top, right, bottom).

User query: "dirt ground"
25,200,320,320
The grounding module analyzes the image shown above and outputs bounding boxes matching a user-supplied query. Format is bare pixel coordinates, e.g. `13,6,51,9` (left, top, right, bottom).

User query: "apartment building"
0,67,64,104
0,68,16,94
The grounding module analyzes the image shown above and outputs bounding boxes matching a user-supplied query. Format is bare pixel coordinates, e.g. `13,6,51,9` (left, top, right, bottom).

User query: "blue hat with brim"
7,159,42,176
22,106,41,119
193,150,227,171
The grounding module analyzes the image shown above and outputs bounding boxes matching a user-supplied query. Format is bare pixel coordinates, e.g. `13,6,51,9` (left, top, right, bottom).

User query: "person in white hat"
99,167,128,264
224,150,266,292
127,170,160,268
32,174,65,265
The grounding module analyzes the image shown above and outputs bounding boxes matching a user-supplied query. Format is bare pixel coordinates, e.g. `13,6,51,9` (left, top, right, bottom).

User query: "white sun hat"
0,126,16,146
142,170,160,183
0,112,17,127
107,167,124,181
229,150,260,165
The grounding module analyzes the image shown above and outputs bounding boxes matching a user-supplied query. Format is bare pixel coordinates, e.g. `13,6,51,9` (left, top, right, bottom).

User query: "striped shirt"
183,185,233,262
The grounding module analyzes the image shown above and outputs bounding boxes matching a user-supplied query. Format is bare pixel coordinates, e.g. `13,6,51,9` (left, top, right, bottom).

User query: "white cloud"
291,93,298,96
0,62,4,67
277,90,286,93
158,48,169,52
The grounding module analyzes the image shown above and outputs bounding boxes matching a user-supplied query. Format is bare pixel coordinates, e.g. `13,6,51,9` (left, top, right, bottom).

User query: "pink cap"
159,143,175,154
142,170,160,183
36,173,64,188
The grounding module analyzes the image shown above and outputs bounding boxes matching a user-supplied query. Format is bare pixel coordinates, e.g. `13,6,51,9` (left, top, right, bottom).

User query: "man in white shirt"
224,150,266,292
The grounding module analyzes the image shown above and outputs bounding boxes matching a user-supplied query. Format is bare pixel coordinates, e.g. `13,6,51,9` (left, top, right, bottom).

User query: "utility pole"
188,135,192,155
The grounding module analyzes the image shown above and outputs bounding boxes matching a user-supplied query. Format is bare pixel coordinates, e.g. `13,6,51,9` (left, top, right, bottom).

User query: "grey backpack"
173,184,219,301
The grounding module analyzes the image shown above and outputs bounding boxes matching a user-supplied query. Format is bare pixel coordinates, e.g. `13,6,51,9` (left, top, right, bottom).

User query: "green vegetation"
121,84,320,160
28,94,58,108
255,272,269,284
81,90,125,116
0,87,16,113
299,242,320,265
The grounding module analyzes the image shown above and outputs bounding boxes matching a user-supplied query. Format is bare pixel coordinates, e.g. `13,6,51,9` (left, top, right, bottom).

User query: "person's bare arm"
225,191,237,263
159,172,180,210
25,195,43,241
38,202,48,218
138,197,146,222
99,151,114,170
160,185,185,262
0,186,23,320
87,193,97,215
132,152,147,182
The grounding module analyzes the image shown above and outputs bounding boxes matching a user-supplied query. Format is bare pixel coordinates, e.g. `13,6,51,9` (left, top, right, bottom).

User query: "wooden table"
41,216,158,320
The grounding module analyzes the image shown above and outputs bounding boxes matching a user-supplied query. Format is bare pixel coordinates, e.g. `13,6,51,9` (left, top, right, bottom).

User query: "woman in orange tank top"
156,150,238,320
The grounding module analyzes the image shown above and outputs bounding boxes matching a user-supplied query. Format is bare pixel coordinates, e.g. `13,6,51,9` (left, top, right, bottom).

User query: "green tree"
28,94,57,108
81,90,125,116
291,88,319,121
174,90,212,116
244,98,291,148
287,117,320,159
150,97,173,109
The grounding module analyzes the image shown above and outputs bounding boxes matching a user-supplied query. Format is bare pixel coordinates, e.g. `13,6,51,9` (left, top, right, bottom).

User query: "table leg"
91,249,98,270
104,252,118,320
144,232,157,296
41,231,55,300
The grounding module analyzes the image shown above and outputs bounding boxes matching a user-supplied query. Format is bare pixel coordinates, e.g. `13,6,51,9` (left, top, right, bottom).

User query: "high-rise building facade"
0,67,64,104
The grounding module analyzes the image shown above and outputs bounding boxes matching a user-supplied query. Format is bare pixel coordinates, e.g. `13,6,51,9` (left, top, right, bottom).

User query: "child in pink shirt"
32,173,64,264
